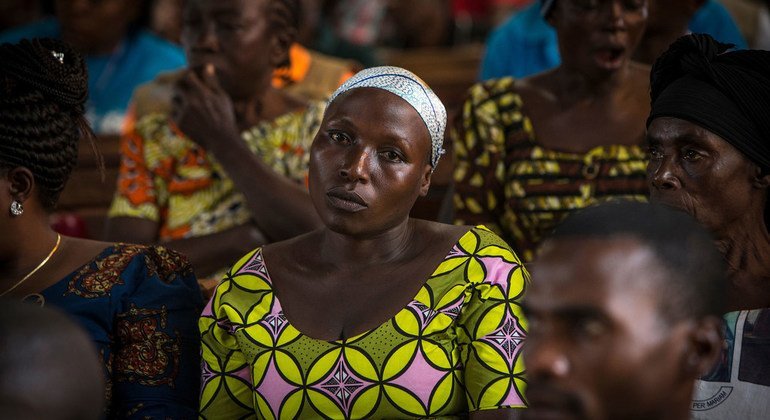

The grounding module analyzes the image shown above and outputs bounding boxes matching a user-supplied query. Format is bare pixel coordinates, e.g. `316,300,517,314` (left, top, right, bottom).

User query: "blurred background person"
105,0,326,293
523,201,726,420
144,0,358,104
0,0,43,33
646,34,770,418
480,0,748,80
0,0,186,134
0,38,202,417
452,0,650,262
0,300,104,420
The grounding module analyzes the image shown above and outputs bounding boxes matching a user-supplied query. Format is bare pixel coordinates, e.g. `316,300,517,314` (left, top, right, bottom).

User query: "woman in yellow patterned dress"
452,0,651,261
200,67,530,419
106,0,325,285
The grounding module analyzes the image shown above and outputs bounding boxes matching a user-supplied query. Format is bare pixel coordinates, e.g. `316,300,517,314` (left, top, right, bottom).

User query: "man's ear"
7,167,35,203
683,316,724,378
419,164,432,197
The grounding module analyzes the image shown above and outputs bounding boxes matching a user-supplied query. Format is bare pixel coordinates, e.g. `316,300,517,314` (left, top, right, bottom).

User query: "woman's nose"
649,159,681,191
602,0,628,32
191,21,219,52
339,148,370,183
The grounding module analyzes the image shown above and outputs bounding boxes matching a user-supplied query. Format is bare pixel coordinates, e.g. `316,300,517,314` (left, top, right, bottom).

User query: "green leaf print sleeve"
455,226,529,411
199,250,261,419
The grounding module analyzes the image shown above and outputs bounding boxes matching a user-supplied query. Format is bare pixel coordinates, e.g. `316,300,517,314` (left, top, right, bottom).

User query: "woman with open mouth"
452,0,651,262
200,66,530,419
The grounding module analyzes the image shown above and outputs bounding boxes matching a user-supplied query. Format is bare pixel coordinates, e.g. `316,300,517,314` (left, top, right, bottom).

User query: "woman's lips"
326,189,368,213
593,46,626,70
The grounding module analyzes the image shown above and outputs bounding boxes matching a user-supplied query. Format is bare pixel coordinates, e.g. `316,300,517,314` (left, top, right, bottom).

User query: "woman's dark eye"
381,150,404,162
623,0,645,11
682,149,702,161
217,22,243,32
647,147,662,160
329,132,351,145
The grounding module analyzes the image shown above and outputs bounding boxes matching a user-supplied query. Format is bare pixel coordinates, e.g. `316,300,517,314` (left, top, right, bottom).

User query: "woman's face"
181,0,287,100
550,0,648,75
308,88,433,236
56,0,142,54
646,117,766,236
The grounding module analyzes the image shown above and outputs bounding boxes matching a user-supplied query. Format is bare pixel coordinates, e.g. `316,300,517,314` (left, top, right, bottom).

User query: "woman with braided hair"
645,34,770,419
0,38,202,418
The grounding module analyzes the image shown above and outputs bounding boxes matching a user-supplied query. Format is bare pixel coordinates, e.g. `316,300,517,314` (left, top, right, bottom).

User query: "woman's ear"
7,167,35,203
752,166,770,189
419,165,432,197
682,316,724,378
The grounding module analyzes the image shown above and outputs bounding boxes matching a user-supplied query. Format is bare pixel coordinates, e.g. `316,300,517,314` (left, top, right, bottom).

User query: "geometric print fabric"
200,226,529,419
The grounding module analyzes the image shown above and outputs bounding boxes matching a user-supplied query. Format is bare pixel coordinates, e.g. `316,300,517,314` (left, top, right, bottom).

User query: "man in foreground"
523,201,726,420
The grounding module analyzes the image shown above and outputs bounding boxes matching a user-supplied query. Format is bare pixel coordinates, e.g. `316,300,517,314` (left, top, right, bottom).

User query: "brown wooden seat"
55,135,121,239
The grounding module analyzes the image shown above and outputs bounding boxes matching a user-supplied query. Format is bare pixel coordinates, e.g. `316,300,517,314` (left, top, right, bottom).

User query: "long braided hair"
0,38,94,211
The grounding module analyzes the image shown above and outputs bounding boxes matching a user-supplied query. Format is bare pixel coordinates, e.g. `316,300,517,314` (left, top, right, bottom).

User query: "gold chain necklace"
0,233,62,297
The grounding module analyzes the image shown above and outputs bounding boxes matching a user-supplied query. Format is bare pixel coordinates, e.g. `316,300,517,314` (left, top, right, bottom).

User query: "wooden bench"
55,135,121,239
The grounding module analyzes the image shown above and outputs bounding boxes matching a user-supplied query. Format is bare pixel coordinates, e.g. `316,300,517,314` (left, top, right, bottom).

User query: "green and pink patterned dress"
200,226,529,419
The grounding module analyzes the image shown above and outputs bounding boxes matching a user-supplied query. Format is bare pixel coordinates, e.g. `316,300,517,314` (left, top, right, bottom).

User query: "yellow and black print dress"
453,78,648,261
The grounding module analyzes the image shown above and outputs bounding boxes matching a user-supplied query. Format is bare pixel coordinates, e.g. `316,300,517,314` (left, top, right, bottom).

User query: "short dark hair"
0,38,93,211
544,200,727,320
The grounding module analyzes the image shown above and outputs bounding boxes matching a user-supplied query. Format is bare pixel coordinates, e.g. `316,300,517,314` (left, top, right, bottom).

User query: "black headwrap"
648,34,770,171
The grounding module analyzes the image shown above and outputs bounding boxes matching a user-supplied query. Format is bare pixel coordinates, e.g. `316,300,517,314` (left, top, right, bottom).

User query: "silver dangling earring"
10,200,23,216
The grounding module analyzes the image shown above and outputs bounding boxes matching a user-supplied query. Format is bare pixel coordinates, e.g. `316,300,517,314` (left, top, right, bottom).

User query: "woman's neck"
232,86,306,131
318,219,417,269
552,62,632,103
718,217,770,311
0,219,59,286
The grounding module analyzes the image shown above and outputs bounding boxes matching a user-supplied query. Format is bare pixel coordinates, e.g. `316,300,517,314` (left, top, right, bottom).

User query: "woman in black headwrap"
646,33,770,419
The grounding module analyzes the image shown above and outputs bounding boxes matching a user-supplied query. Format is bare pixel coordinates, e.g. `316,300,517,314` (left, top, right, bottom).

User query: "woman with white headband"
200,66,529,419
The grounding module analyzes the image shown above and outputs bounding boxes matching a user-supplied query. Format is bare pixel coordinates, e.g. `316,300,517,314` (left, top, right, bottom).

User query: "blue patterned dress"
28,244,203,419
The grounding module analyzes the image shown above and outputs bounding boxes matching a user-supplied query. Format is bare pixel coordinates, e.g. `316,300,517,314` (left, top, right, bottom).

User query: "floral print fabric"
36,244,203,418
108,102,325,240
200,226,529,419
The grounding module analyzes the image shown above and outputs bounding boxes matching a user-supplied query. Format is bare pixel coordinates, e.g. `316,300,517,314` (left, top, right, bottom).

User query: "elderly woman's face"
647,117,764,236
308,88,433,236
550,0,648,75
181,0,283,100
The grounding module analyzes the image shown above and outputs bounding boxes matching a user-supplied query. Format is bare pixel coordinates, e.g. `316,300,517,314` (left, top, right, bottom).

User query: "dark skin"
263,88,519,418
517,0,650,153
647,117,770,311
0,302,105,420
104,0,321,278
524,237,722,420
0,167,120,298
56,0,143,55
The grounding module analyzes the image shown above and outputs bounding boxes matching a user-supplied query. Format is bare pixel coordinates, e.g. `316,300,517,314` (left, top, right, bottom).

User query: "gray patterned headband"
328,66,447,169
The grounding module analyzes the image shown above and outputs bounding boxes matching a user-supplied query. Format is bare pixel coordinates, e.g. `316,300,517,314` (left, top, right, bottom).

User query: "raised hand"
171,63,240,152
